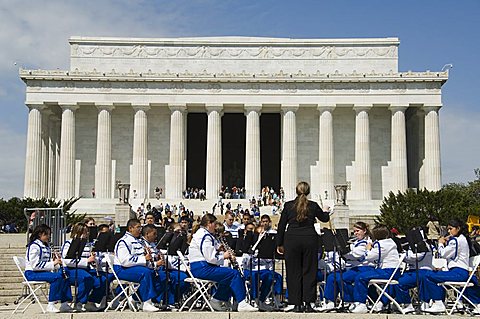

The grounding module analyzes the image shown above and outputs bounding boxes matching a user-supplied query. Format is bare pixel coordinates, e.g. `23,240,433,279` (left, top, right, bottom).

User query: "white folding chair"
12,256,49,314
177,251,217,312
104,254,141,312
368,253,407,314
440,255,480,315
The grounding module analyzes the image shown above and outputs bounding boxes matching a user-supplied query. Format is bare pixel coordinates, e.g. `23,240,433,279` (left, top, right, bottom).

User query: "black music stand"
93,231,114,303
405,227,430,313
236,229,254,303
168,231,188,308
88,227,98,243
256,233,282,311
321,228,350,311
65,238,87,306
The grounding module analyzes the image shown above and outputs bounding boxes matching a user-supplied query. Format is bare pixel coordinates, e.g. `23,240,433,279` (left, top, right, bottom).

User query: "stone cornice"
19,68,449,84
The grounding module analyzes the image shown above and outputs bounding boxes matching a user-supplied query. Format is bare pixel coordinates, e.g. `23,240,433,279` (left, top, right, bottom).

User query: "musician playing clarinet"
114,218,164,312
25,224,72,313
189,213,258,312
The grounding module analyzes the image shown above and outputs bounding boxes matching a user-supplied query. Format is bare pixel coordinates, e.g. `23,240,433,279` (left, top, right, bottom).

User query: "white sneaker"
315,301,335,312
371,302,384,312
237,300,258,312
142,300,159,312
85,301,99,312
425,300,446,313
210,298,229,311
283,304,295,312
46,304,60,313
59,302,73,312
402,303,415,314
472,304,480,315
420,302,429,312
351,303,368,314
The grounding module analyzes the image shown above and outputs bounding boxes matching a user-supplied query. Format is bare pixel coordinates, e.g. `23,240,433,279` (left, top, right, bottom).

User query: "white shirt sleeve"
27,243,55,271
365,241,381,263
116,240,147,267
438,238,457,260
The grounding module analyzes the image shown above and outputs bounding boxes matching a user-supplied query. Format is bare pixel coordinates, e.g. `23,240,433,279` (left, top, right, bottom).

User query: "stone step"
0,283,24,289
0,276,25,283
0,264,18,271
0,288,24,296
0,270,20,277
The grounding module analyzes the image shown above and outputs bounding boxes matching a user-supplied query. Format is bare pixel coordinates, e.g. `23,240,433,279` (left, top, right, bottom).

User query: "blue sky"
0,0,479,198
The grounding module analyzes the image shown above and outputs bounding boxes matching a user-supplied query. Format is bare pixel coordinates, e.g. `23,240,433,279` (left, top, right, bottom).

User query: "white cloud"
0,126,26,198
440,107,480,184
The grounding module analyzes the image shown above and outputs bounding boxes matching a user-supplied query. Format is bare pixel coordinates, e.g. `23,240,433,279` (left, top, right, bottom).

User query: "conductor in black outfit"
276,181,330,313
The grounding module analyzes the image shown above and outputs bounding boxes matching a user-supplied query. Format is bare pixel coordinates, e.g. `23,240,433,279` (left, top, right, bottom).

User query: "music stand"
93,232,114,303
65,238,87,306
168,231,188,308
88,227,98,243
256,233,282,310
321,228,350,311
235,229,254,256
405,227,430,313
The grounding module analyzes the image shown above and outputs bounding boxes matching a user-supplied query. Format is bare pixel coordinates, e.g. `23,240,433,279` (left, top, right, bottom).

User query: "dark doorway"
222,113,246,188
186,113,207,189
260,113,281,191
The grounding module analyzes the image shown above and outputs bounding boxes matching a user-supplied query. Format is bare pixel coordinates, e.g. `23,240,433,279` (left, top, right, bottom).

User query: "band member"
243,217,283,311
394,236,433,313
25,224,72,313
276,181,330,313
320,221,374,311
421,218,471,313
189,214,258,312
351,225,401,314
61,223,103,312
114,218,164,312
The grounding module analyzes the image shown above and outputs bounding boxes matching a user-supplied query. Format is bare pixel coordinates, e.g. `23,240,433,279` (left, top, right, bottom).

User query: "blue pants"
66,267,94,304
421,267,469,301
395,269,431,304
243,269,282,301
354,268,399,303
87,269,108,303
25,270,72,302
190,261,246,302
160,270,190,305
325,266,374,303
114,265,164,302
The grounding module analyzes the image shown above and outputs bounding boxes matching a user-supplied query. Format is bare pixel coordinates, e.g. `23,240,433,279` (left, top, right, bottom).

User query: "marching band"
23,211,480,314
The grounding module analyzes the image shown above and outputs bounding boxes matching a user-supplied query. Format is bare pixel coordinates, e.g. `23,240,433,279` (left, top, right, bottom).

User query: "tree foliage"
0,197,83,232
377,171,480,234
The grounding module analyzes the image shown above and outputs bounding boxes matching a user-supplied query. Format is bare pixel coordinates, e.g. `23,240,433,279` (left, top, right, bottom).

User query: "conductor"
276,181,330,313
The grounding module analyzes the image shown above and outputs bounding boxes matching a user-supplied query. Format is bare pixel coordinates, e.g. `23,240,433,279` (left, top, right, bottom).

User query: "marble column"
281,105,298,200
166,104,187,199
131,104,150,199
24,103,45,198
57,103,79,199
353,105,372,200
244,104,262,199
47,115,60,198
424,105,442,191
205,104,223,199
389,105,408,193
40,109,51,198
314,105,336,200
95,104,114,199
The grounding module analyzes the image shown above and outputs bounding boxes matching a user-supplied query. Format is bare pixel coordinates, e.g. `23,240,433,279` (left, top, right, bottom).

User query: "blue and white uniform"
114,232,163,302
421,234,470,301
353,238,401,304
25,239,72,302
395,247,433,304
325,237,375,303
189,227,246,302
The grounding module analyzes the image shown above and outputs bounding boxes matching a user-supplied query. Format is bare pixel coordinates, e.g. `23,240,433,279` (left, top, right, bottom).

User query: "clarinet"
53,250,69,279
142,241,161,277
218,234,242,273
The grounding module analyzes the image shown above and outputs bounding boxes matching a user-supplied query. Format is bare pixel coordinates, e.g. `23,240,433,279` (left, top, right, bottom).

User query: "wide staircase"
0,235,27,306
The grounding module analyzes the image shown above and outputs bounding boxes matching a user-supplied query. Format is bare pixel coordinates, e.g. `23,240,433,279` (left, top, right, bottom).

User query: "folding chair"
440,255,480,315
104,254,141,312
368,253,407,314
177,251,217,312
12,256,49,314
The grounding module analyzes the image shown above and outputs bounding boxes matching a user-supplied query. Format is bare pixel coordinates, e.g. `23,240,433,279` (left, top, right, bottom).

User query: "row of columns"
24,102,442,201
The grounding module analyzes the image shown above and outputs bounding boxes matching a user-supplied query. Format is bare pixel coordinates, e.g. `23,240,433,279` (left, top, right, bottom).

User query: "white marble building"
20,36,447,216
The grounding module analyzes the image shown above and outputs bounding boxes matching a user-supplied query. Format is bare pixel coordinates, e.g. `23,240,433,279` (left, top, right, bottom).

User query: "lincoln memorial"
20,36,448,217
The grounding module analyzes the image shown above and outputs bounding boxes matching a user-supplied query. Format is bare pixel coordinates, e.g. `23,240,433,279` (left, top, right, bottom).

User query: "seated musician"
61,222,104,312
351,225,401,314
189,213,258,312
25,224,72,313
242,216,283,311
114,218,164,312
319,222,374,311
